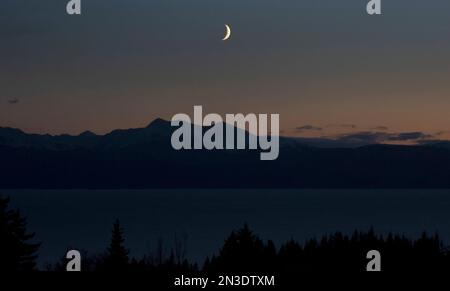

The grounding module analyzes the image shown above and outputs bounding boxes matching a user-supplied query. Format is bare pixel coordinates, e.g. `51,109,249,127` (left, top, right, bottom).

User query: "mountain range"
2,119,450,188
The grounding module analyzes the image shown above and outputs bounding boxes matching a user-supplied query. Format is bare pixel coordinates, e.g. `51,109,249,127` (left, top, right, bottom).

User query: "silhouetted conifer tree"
211,224,273,272
0,197,40,271
103,219,129,271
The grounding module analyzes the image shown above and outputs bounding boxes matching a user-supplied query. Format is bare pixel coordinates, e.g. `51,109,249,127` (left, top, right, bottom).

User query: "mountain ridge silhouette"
2,119,450,188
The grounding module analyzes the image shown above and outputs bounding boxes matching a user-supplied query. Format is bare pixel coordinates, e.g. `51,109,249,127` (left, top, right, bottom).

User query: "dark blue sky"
1,0,450,140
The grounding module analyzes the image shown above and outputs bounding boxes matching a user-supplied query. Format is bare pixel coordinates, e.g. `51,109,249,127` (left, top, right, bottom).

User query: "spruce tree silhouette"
0,196,40,271
103,219,129,271
209,224,272,272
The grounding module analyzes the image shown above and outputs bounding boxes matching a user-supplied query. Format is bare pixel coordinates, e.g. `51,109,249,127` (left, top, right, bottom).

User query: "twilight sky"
1,0,450,142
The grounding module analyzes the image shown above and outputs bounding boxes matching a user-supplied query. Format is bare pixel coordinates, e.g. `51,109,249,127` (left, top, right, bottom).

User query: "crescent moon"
222,24,231,41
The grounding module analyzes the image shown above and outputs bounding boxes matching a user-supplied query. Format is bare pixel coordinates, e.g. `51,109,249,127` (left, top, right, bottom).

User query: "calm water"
3,189,450,268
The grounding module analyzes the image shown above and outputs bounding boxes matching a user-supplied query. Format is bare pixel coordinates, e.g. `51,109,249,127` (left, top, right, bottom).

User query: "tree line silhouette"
1,196,450,272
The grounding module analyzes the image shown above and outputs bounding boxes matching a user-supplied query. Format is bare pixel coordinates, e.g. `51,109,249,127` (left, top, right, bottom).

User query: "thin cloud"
7,98,19,105
387,132,432,141
435,131,450,136
326,123,357,129
295,125,323,132
337,131,434,144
